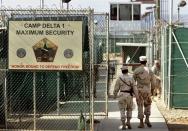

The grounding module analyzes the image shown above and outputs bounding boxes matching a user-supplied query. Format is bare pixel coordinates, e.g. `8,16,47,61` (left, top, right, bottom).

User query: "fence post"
105,13,109,116
0,69,6,128
33,72,36,130
88,9,94,131
57,72,60,115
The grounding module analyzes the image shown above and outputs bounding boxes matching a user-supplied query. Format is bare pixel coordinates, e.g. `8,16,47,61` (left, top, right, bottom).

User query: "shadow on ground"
168,123,188,131
97,118,169,131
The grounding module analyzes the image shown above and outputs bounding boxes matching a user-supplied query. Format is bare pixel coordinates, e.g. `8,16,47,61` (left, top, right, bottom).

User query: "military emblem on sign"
33,38,58,62
17,48,26,58
64,49,73,58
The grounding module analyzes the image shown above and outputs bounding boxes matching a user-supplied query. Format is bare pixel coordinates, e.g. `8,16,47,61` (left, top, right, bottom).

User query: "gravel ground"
155,98,188,131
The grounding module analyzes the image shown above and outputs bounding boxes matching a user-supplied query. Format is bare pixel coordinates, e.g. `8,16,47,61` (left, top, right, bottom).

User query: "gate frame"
0,8,98,131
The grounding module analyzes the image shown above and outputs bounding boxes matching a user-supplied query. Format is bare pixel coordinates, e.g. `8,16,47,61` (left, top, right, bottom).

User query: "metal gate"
93,13,109,117
0,8,109,131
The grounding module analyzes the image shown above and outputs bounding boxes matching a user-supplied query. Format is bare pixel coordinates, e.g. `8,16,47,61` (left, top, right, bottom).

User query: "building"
109,0,155,67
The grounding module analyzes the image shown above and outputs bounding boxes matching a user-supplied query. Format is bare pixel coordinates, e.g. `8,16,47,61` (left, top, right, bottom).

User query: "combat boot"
145,116,152,127
138,119,144,128
126,118,132,129
121,120,126,130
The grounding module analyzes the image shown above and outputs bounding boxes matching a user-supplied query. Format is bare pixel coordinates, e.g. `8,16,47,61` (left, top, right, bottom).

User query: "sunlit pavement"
95,98,169,131
94,62,168,131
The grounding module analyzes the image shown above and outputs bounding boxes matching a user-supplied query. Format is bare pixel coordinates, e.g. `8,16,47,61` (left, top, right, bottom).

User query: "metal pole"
167,0,173,109
114,31,116,56
156,0,160,59
149,13,152,66
147,32,151,67
88,9,94,131
83,77,86,129
40,0,44,8
4,70,7,129
33,72,36,130
178,7,180,22
105,13,109,116
161,27,165,101
132,3,134,21
60,0,64,9
57,72,60,115
117,4,119,21
67,3,69,10
42,0,44,8
1,0,2,8
91,12,94,131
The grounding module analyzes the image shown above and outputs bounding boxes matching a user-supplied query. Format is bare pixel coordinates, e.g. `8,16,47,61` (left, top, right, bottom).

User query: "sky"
0,0,121,12
1,0,188,15
0,0,151,20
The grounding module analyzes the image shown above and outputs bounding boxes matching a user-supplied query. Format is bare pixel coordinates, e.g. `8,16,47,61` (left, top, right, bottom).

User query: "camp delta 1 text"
23,23,65,29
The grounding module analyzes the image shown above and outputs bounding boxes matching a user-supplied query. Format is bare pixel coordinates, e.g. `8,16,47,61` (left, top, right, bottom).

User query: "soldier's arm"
113,78,120,98
155,74,161,80
151,66,155,74
132,79,139,99
133,67,140,81
152,72,155,83
150,70,156,94
133,72,137,81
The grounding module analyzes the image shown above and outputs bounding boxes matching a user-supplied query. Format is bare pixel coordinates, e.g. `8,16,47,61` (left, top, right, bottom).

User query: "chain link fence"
0,8,109,131
161,27,188,108
93,13,109,116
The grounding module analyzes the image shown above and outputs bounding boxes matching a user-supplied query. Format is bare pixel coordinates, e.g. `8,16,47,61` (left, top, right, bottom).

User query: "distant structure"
109,0,155,66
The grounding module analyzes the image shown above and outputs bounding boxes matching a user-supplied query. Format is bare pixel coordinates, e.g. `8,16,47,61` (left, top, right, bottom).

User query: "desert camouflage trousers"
118,95,133,121
137,90,152,119
154,78,161,97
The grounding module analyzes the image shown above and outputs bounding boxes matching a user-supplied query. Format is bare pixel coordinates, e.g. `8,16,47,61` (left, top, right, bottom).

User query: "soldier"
151,60,161,99
113,66,139,130
133,56,155,128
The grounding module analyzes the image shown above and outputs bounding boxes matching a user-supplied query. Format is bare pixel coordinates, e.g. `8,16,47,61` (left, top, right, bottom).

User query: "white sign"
9,21,83,70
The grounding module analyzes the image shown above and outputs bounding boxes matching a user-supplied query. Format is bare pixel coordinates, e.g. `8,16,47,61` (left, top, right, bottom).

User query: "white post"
167,0,173,109
1,0,2,8
161,27,165,101
132,3,134,21
67,3,69,10
60,0,63,9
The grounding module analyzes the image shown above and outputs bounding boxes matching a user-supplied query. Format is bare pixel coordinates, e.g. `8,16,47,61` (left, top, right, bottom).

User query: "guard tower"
109,0,155,66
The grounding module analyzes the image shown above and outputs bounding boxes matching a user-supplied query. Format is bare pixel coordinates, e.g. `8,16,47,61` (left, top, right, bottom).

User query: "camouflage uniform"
133,63,155,128
113,73,138,129
151,62,161,98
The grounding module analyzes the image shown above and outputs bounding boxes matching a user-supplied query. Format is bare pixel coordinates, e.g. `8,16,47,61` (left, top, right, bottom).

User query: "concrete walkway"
95,98,169,131
95,62,169,131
